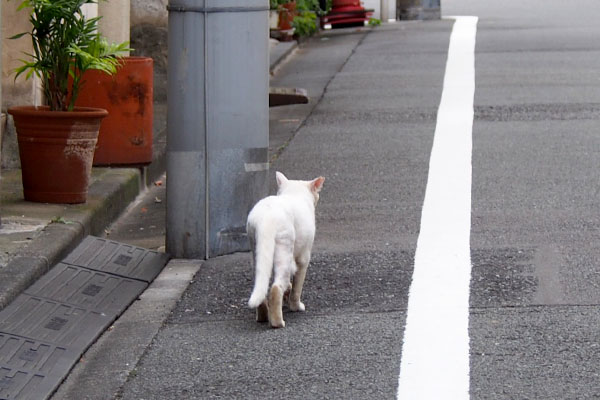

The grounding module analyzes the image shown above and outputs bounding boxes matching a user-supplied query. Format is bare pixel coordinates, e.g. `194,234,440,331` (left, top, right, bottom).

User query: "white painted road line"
397,16,478,399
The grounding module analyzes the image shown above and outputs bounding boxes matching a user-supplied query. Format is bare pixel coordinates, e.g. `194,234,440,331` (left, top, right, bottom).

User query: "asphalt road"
57,1,600,398
456,0,600,398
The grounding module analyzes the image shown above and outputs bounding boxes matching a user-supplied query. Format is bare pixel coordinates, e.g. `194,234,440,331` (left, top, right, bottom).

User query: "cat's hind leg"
249,231,269,323
268,285,285,328
289,252,310,312
283,281,292,305
256,300,268,323
268,241,293,328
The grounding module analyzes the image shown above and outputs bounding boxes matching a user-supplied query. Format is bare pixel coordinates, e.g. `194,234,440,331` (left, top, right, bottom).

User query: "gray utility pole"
166,0,269,259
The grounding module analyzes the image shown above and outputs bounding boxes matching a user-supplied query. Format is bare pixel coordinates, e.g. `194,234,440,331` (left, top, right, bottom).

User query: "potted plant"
7,0,129,203
271,0,297,31
293,0,320,37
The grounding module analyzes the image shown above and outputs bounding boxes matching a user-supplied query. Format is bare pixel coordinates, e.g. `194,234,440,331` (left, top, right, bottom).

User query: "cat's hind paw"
270,319,285,329
289,301,305,312
256,302,268,323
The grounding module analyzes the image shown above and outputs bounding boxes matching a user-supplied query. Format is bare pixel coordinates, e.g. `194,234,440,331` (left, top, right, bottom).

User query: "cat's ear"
276,171,288,187
311,176,325,193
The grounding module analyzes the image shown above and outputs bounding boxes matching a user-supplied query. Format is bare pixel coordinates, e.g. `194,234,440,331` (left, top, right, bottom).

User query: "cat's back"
247,195,292,226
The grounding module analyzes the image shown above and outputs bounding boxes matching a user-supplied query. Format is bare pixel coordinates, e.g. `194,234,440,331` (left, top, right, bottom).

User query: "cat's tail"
248,224,276,308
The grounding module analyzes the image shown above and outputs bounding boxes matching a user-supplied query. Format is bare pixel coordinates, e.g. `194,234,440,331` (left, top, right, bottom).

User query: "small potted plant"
271,0,297,31
7,0,129,204
293,0,320,38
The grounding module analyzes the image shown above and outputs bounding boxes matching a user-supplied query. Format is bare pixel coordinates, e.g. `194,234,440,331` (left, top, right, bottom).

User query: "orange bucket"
76,56,154,166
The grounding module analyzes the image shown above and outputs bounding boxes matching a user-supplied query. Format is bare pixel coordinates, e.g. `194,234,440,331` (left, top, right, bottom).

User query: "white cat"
247,171,325,328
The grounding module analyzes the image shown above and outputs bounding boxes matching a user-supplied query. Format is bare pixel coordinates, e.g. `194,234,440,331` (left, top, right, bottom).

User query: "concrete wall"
1,0,38,110
363,0,396,22
1,0,41,168
130,0,167,101
98,0,130,49
131,0,168,27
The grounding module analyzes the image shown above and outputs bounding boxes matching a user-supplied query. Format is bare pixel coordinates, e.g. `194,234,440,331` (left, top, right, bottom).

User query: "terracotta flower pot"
279,1,297,30
75,56,154,166
7,105,107,204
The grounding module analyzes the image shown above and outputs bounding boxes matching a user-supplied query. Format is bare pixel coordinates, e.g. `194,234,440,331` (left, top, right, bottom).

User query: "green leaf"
9,0,131,111
8,32,29,40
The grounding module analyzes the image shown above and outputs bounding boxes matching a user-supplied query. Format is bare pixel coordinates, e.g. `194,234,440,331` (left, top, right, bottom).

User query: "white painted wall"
362,0,396,21
81,3,98,20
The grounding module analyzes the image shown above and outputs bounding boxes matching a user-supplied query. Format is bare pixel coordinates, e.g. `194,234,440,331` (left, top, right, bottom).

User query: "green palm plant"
11,0,130,111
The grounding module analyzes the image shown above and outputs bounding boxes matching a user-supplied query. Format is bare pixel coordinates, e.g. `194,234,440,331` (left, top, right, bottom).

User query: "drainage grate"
0,295,114,350
0,236,169,400
63,236,169,282
1,365,49,400
0,333,75,374
0,333,77,400
24,263,147,314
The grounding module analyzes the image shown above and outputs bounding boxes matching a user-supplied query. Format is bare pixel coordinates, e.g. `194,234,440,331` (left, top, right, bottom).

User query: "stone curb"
270,40,298,73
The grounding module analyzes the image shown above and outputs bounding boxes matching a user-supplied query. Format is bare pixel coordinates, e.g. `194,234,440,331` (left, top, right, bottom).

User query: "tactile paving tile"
0,333,77,400
24,263,148,314
63,236,169,283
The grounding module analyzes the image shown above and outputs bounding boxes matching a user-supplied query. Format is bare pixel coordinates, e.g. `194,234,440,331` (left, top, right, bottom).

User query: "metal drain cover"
0,236,169,400
25,263,147,314
0,333,77,400
0,295,114,350
63,236,169,282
